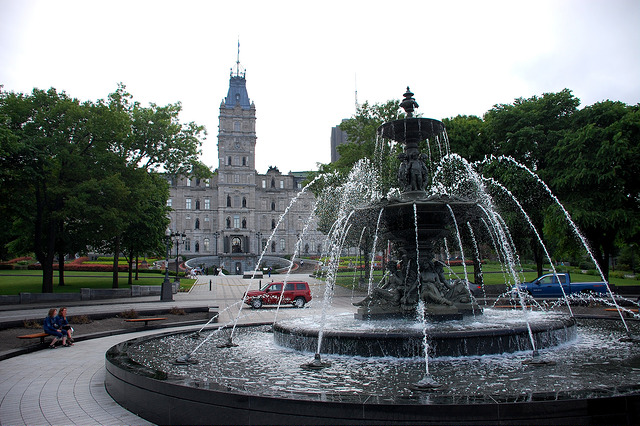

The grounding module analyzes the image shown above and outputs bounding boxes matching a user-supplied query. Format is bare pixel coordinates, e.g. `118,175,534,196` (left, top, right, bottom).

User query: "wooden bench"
124,317,167,326
17,332,50,344
605,308,638,313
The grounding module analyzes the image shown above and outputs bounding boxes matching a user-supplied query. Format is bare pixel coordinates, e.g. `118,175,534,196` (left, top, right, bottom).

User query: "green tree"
443,115,489,162
547,101,640,279
96,85,209,287
0,88,107,292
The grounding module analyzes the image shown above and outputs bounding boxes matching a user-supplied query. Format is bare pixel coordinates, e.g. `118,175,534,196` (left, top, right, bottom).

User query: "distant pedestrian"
268,267,271,277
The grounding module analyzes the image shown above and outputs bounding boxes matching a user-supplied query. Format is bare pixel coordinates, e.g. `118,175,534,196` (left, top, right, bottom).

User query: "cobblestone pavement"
0,273,364,426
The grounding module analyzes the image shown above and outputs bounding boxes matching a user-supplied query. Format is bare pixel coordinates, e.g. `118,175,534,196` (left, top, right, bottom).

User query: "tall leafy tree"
0,88,107,292
547,101,640,279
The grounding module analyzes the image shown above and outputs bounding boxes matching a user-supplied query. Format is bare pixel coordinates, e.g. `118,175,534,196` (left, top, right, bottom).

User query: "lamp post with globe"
161,227,173,301
172,231,186,284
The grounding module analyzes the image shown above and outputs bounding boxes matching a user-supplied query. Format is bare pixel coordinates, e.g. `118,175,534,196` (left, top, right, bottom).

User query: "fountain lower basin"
105,315,640,425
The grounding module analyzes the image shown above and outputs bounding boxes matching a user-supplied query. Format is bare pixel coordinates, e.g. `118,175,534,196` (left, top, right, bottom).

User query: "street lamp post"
161,227,173,301
213,231,219,255
172,232,186,284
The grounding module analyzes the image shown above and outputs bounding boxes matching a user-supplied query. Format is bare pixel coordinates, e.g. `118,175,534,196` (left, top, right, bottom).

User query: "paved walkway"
0,273,364,426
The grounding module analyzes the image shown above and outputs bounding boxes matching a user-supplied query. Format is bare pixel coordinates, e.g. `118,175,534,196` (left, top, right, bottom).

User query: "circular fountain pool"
105,314,640,425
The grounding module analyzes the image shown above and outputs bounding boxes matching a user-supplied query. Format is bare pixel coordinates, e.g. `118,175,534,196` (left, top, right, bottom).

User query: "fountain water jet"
105,88,640,425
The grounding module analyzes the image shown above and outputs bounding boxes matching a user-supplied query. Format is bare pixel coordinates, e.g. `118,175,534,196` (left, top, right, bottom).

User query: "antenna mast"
354,73,359,111
231,38,245,77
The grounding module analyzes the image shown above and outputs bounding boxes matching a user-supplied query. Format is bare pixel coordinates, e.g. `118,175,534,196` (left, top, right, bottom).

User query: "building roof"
224,74,252,110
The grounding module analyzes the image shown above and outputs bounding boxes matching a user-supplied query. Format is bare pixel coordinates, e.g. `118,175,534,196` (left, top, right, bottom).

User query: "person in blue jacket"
55,307,74,345
43,308,68,349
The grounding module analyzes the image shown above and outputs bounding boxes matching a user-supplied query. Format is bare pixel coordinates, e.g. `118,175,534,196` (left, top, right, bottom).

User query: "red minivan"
243,281,312,309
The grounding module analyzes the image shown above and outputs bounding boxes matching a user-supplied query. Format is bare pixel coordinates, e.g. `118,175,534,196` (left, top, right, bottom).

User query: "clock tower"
216,55,258,274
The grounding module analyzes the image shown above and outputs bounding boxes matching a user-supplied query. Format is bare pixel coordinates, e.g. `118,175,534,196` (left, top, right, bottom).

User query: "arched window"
195,218,200,230
226,217,231,228
242,197,247,208
271,219,276,230
203,238,210,251
227,195,231,207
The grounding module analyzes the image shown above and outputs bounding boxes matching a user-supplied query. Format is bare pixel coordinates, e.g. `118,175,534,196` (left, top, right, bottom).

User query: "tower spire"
231,37,245,78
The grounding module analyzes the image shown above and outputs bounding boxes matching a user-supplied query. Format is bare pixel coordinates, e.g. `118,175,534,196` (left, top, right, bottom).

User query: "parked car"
513,272,608,298
243,281,312,309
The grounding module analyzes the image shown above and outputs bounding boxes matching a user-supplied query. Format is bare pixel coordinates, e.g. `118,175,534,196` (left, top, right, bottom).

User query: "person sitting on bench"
43,308,68,349
55,307,74,345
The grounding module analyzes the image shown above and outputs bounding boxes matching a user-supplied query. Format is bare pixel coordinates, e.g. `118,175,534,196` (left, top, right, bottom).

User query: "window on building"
232,237,242,253
242,157,246,166
205,179,210,187
234,121,241,131
195,199,200,210
234,174,239,183
186,178,191,187
297,182,302,189
167,198,172,207
185,239,191,251
186,199,192,210
280,180,284,189
203,238,210,251
227,195,231,207
233,215,240,228
204,199,210,210
196,178,201,186
234,196,240,207
262,180,266,188
228,156,232,166
280,238,286,252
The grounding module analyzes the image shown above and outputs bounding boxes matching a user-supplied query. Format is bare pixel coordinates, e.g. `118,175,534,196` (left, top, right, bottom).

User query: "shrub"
169,307,186,315
23,319,41,329
70,315,92,324
120,309,138,319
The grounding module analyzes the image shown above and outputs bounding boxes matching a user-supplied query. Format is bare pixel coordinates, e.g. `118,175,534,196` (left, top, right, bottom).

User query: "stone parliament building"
167,63,323,275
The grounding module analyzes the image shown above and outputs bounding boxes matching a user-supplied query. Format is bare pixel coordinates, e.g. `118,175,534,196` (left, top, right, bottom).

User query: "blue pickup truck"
515,272,608,298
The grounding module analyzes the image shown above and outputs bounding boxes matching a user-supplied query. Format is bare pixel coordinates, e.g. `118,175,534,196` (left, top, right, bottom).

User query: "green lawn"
0,270,196,295
331,263,638,289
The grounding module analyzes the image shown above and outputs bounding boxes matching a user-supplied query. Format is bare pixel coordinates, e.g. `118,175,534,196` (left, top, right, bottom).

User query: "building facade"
167,66,323,275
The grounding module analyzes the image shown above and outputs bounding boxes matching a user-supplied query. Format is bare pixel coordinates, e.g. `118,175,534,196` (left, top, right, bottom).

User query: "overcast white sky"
1,0,639,173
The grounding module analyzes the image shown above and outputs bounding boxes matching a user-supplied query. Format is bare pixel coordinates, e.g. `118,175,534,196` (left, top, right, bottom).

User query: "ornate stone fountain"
104,88,640,425
353,87,482,320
